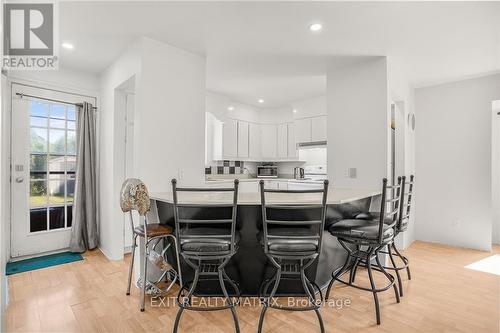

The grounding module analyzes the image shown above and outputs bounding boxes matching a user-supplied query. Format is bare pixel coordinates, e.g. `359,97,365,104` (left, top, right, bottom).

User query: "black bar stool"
171,179,241,333
257,179,329,333
326,178,401,325
354,175,415,296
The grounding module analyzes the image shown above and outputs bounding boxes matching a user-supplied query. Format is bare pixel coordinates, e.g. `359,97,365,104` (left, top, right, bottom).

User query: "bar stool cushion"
257,228,318,253
180,227,240,253
355,212,407,231
329,219,394,241
134,224,173,238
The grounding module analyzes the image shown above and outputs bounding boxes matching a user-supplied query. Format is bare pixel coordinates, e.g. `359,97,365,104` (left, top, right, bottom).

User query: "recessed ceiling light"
293,109,297,113
62,42,74,49
258,99,264,104
227,106,234,111
309,23,323,32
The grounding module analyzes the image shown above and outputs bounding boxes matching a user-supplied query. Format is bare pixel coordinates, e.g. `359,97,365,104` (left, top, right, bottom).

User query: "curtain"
69,102,98,252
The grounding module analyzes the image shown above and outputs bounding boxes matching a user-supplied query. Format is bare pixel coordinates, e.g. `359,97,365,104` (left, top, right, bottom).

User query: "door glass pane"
67,175,75,204
31,128,47,153
30,101,49,117
67,120,76,130
67,130,76,155
48,175,65,206
30,179,47,208
48,155,65,173
67,155,76,172
49,207,65,230
50,119,65,129
30,208,47,232
30,116,47,127
49,129,65,154
50,104,66,119
67,205,73,227
30,154,47,172
67,106,76,120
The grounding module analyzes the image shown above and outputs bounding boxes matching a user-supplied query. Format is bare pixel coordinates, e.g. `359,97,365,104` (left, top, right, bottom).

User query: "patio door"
10,84,94,258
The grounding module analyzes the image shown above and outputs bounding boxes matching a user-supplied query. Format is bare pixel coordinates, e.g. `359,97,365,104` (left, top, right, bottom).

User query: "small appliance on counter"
257,164,278,178
304,165,327,182
294,167,305,180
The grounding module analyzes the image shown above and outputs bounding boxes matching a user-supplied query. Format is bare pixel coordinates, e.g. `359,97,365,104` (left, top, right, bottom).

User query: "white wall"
99,39,142,260
415,73,500,251
292,96,326,119
493,100,500,245
137,38,206,189
327,57,390,189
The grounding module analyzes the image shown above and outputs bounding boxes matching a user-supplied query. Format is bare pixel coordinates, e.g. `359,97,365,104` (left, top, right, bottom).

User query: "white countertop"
205,177,326,184
150,187,381,205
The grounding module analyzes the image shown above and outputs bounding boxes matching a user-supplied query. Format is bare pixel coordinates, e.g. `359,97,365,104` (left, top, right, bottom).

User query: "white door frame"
10,83,96,259
491,100,500,245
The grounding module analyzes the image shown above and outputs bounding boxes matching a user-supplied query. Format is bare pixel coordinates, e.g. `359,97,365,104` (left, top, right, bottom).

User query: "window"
29,100,76,232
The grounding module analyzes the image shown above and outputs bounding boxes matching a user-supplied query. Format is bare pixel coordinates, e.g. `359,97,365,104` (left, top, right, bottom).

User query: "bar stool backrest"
396,175,414,233
259,180,329,258
171,179,239,257
120,178,151,234
378,177,403,244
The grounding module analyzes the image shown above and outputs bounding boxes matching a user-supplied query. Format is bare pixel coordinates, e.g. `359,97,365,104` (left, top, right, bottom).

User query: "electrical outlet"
178,169,184,180
348,168,357,179
452,219,462,228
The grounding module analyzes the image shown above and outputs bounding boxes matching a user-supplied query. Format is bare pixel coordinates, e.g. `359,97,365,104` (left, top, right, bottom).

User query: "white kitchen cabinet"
237,121,249,158
288,181,324,190
294,118,312,144
222,118,238,158
260,124,277,159
277,123,288,159
287,122,298,159
249,123,261,159
311,115,327,142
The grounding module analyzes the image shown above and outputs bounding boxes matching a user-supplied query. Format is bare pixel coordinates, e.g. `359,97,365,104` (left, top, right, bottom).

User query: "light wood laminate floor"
6,241,500,332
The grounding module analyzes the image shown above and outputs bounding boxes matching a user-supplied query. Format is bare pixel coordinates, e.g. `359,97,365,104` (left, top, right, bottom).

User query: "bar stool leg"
140,238,148,312
375,249,400,303
126,234,137,296
173,266,200,333
387,244,404,297
366,247,381,325
258,266,281,333
218,268,240,333
325,252,351,300
392,243,411,280
300,265,325,333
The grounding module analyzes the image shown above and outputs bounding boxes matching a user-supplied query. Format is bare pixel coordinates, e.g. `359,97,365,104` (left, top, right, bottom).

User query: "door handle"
15,177,24,183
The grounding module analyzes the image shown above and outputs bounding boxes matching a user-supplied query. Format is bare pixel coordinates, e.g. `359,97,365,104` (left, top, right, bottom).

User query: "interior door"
10,84,95,258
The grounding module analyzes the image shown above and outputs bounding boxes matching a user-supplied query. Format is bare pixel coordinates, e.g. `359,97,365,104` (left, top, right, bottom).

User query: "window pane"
67,131,76,155
67,106,76,120
67,155,76,172
48,178,65,205
30,208,47,232
30,154,47,172
67,176,75,204
31,128,47,153
49,207,65,230
67,120,76,130
30,101,49,117
30,179,47,207
67,205,73,227
30,116,47,127
50,119,65,129
49,129,65,154
48,155,65,173
50,104,66,119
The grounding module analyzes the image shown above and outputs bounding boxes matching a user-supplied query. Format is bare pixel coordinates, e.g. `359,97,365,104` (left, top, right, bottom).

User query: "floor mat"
6,251,83,275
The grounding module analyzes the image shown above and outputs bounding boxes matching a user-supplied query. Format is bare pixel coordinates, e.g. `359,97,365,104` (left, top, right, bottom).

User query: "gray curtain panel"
69,102,98,252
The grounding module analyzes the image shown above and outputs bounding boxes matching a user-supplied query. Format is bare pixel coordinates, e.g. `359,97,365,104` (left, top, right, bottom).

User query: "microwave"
257,165,278,178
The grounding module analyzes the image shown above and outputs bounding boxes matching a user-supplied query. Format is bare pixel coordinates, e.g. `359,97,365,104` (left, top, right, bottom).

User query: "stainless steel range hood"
297,141,327,149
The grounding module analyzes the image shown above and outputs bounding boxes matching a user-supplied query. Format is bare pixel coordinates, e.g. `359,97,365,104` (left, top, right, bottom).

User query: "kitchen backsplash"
205,160,245,175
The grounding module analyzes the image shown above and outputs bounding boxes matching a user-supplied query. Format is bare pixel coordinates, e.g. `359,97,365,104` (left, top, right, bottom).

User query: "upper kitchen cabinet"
237,121,249,158
294,116,327,143
277,123,288,159
294,118,311,143
287,122,298,159
222,118,238,158
311,115,327,141
248,122,261,159
260,124,277,159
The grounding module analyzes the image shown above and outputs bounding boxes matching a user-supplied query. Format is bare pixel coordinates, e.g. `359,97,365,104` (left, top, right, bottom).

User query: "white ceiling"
59,1,500,107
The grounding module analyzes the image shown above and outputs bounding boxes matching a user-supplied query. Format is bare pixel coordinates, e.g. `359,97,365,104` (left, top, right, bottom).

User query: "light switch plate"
348,168,357,179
